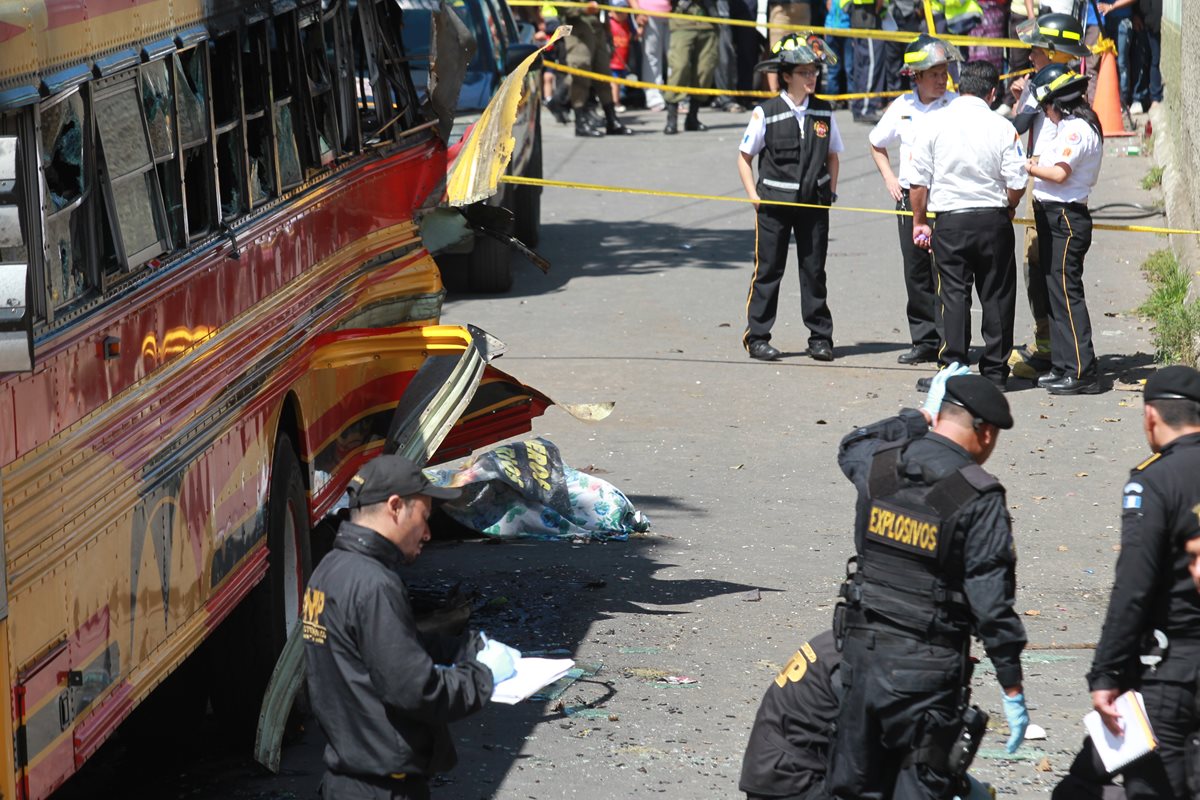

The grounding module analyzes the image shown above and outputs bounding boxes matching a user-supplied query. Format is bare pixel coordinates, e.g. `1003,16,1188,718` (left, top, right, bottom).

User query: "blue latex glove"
1002,691,1030,753
475,634,520,684
922,362,971,423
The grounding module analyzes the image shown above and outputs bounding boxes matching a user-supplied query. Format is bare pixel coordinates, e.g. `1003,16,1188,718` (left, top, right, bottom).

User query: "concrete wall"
1157,6,1200,272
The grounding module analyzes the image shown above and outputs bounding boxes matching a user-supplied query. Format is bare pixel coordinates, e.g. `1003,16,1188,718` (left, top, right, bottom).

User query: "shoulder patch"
959,463,1001,492
1135,453,1162,472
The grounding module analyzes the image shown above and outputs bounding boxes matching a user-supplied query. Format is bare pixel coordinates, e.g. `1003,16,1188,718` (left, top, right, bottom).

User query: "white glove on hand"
475,634,520,684
923,362,971,423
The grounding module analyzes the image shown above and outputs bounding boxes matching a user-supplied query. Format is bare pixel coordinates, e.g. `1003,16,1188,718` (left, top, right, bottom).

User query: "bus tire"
210,431,312,749
467,233,514,293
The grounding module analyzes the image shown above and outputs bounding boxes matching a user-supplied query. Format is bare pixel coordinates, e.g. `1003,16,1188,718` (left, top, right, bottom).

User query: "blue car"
401,0,543,292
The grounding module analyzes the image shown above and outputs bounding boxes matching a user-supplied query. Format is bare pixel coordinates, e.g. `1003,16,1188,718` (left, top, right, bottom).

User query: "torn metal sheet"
429,2,477,143
446,26,568,206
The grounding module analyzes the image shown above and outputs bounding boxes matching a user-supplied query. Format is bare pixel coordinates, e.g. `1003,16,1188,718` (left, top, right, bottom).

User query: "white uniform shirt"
868,90,958,189
1033,117,1103,204
908,95,1028,212
739,92,845,157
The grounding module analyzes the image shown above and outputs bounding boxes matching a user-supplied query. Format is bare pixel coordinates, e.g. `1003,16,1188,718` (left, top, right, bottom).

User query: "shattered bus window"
275,105,303,188
175,51,208,148
218,130,246,220
40,92,90,305
40,93,85,211
140,60,176,161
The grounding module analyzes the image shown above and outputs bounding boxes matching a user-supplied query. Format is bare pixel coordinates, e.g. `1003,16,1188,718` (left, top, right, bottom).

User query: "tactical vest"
755,95,834,205
847,441,999,640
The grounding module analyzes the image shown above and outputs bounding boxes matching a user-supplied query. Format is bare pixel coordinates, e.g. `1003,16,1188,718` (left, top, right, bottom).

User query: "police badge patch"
814,120,829,138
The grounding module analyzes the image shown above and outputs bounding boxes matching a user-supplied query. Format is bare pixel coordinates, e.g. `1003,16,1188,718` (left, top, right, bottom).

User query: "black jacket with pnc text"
303,521,493,780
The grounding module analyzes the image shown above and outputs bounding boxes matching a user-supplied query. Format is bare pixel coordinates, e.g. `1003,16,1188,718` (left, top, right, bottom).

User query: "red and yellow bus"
0,1,551,796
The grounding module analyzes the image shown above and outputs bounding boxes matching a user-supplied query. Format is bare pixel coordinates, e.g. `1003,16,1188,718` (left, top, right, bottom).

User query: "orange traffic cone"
1094,50,1136,138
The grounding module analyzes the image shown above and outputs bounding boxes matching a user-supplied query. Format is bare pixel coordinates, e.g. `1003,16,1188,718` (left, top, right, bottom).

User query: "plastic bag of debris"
427,438,650,540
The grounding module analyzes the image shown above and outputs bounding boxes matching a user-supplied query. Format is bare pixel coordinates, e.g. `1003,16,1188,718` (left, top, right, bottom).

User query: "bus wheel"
210,431,311,749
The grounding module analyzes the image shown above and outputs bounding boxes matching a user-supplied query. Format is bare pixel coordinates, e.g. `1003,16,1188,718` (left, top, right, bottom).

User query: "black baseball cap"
346,455,461,508
1144,365,1200,403
943,375,1014,430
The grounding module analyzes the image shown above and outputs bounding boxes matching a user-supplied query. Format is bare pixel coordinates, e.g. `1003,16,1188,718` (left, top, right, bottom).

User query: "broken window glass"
95,85,152,178
245,116,274,205
0,134,26,264
39,93,85,212
45,207,87,305
275,104,302,188
184,146,213,236
140,60,175,161
175,50,209,147
94,78,167,268
217,129,245,220
211,35,241,126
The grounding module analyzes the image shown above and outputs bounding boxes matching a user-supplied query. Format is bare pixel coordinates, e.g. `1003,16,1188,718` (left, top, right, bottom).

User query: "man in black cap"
302,454,520,799
1080,365,1200,800
829,367,1030,800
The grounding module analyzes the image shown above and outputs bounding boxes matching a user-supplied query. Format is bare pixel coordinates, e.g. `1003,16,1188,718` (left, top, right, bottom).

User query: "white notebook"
1083,690,1158,773
491,657,575,705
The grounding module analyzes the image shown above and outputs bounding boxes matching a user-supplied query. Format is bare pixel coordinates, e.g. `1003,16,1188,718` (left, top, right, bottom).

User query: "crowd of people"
519,0,1163,134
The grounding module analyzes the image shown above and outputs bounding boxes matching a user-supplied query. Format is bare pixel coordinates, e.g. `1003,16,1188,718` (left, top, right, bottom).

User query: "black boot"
684,100,707,132
663,102,679,135
574,107,604,137
544,95,570,125
603,103,634,135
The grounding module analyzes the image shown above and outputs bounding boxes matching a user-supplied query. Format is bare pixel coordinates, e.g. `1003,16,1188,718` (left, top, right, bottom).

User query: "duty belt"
845,623,965,651
933,206,1007,217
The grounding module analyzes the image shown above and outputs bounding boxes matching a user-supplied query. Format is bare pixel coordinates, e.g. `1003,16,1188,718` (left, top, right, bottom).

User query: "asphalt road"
57,100,1167,799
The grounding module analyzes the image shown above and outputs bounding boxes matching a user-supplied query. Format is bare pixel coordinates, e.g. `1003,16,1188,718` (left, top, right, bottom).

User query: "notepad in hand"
491,657,575,705
1083,690,1158,773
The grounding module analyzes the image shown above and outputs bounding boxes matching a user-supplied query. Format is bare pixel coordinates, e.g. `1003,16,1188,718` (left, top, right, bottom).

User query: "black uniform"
740,630,842,800
303,522,493,800
1085,433,1200,800
744,94,835,351
828,409,1027,800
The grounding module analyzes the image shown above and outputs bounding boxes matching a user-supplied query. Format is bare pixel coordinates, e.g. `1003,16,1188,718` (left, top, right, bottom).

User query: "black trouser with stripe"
899,189,940,351
849,5,886,117
829,630,964,800
1034,201,1096,379
745,204,833,349
931,208,1016,381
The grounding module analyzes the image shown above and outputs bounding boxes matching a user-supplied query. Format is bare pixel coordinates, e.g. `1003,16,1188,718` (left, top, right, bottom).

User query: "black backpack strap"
867,441,906,497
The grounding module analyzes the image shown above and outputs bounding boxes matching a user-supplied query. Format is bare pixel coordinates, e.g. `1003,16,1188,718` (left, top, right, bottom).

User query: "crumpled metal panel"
429,3,476,143
445,25,567,207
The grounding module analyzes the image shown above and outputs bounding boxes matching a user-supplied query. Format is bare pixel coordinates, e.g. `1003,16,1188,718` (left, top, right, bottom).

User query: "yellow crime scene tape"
544,61,904,101
499,175,1200,236
509,0,1032,49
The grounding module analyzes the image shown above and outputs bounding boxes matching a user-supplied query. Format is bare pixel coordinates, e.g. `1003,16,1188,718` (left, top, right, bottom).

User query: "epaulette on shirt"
1134,452,1162,472
959,463,1001,493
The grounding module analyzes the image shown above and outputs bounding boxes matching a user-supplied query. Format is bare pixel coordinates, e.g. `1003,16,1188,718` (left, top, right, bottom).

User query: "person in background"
562,0,636,136
845,0,886,124
1097,0,1144,112
638,0,671,110
823,0,855,100
738,33,841,363
968,0,1009,74
1134,0,1163,112
869,35,960,367
663,0,719,133
1005,0,1037,103
1026,64,1104,395
609,0,636,111
712,0,758,112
